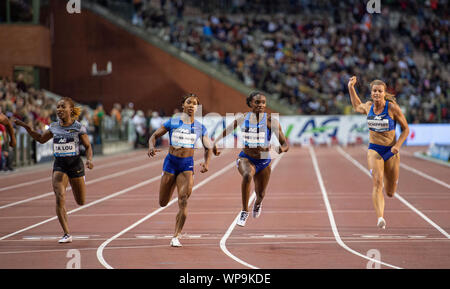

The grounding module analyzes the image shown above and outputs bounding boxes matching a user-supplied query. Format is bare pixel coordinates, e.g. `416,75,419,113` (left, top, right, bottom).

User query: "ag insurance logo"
66,0,81,14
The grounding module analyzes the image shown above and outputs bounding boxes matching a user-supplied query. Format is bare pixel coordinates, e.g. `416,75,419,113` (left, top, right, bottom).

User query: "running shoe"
170,237,182,247
58,234,73,243
252,202,262,218
377,217,386,229
236,211,249,227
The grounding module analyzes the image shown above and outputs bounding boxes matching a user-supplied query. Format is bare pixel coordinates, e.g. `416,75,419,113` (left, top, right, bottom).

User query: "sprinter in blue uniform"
15,97,94,243
212,91,289,227
148,93,212,247
348,76,409,229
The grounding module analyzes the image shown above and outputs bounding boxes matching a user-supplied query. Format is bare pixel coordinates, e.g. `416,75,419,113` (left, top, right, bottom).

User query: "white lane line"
0,155,165,210
22,235,99,240
4,238,450,258
399,163,450,189
338,146,450,239
0,150,145,179
0,173,164,241
310,146,402,269
357,146,450,189
219,155,284,269
0,150,228,211
0,154,148,193
96,160,237,269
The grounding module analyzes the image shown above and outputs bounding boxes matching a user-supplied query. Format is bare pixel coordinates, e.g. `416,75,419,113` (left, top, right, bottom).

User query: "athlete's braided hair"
246,91,263,107
181,93,200,105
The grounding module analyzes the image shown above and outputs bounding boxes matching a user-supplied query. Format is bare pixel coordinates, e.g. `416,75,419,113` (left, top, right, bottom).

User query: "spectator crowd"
126,0,448,123
0,75,172,171
1,0,449,172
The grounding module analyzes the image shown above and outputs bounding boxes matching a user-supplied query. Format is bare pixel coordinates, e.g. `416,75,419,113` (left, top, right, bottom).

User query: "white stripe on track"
310,146,402,269
357,145,450,189
399,163,450,190
0,173,163,241
0,155,165,210
0,154,149,192
96,160,237,269
338,146,450,239
219,154,284,269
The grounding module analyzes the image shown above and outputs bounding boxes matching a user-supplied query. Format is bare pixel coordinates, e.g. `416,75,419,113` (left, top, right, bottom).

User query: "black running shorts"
53,156,85,178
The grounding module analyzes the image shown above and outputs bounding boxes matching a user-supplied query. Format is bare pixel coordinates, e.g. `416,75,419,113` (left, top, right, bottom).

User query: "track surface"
0,146,449,269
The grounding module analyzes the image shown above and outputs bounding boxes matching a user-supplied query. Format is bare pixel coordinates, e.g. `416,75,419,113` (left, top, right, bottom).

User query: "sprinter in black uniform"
15,97,94,243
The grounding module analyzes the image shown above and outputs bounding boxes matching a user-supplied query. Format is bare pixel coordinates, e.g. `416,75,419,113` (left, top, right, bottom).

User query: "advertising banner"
396,124,450,146
161,115,370,147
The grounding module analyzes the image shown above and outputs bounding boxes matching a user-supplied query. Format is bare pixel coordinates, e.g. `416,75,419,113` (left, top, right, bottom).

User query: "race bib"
171,131,197,148
242,132,266,147
53,137,77,156
367,117,389,132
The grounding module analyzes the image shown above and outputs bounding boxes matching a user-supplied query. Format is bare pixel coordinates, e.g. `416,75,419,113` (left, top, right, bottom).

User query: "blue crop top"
240,112,271,148
367,100,396,132
163,117,207,148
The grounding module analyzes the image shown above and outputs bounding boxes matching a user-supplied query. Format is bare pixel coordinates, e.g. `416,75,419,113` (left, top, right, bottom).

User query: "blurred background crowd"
1,0,449,171
0,75,168,171
129,0,449,122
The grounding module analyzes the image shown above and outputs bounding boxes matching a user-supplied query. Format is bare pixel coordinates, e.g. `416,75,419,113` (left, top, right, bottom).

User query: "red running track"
0,146,448,269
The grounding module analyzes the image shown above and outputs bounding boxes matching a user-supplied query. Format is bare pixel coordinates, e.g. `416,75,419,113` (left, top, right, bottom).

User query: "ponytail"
61,96,82,120
384,93,397,104
72,106,82,120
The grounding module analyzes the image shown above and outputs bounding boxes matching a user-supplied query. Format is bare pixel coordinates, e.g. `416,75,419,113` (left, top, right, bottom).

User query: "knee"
372,177,383,192
54,192,65,206
178,194,188,208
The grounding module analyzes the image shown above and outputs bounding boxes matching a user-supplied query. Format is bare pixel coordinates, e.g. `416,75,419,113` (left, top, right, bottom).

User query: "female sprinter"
148,93,212,247
348,76,409,229
212,91,289,227
15,97,94,243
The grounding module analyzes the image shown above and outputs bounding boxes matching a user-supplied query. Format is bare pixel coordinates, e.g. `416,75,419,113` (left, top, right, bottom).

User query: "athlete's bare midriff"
169,146,195,158
369,130,396,147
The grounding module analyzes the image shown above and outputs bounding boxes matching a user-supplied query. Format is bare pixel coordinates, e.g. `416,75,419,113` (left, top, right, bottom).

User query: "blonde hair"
61,97,82,120
369,79,397,104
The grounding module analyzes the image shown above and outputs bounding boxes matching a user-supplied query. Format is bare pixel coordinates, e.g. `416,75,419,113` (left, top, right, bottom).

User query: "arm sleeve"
163,118,172,131
79,125,87,136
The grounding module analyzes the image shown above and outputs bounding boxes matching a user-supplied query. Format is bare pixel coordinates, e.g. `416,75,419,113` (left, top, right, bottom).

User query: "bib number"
242,132,266,147
367,118,389,132
54,137,77,156
171,131,197,148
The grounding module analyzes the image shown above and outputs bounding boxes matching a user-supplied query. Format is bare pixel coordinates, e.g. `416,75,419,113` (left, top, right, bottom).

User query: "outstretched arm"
212,114,245,155
0,114,16,147
148,126,168,157
14,119,52,144
348,76,371,115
